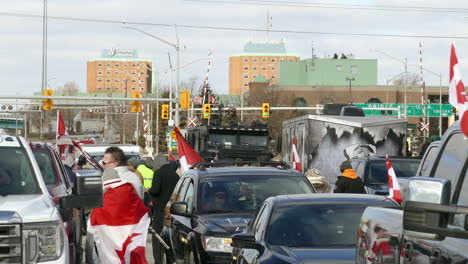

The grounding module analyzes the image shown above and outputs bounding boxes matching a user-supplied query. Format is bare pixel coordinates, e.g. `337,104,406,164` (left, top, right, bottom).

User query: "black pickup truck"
356,121,468,263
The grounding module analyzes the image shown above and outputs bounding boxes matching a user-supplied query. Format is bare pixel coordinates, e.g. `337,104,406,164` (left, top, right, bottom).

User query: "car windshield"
240,134,268,147
0,147,40,195
208,133,237,148
197,175,313,213
32,150,62,186
368,159,421,184
268,204,368,247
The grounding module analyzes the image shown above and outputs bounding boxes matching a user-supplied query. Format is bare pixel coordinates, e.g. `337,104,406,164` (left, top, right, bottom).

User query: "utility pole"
346,77,355,104
404,58,408,118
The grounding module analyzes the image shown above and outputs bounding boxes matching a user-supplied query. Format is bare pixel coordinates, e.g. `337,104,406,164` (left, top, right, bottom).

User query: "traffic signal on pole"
180,90,190,110
161,104,169,120
203,104,211,119
42,89,54,110
130,92,142,112
262,103,270,118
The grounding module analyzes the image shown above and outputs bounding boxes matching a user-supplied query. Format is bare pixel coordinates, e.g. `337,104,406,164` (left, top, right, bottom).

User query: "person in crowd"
127,157,144,184
148,157,180,263
152,154,167,173
136,159,156,189
0,168,14,194
73,155,87,171
63,155,76,187
305,168,330,193
237,182,256,210
334,160,366,194
101,147,143,199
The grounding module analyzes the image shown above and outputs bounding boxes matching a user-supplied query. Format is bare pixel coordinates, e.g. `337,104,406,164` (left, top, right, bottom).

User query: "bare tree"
397,72,422,86
55,81,80,133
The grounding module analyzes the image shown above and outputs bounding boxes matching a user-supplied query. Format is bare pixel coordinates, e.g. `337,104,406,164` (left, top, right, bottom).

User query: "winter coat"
333,169,366,194
148,164,180,212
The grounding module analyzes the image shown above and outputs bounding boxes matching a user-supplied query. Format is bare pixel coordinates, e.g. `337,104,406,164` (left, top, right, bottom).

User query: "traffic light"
262,103,270,118
161,104,169,119
130,92,142,112
42,89,54,110
203,104,211,119
180,90,190,110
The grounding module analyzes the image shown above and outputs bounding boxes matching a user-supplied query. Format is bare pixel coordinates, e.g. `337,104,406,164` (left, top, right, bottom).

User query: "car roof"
268,193,398,206
29,141,52,150
188,166,305,178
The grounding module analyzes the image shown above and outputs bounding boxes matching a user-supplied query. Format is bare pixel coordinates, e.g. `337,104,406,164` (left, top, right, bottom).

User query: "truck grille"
0,224,22,263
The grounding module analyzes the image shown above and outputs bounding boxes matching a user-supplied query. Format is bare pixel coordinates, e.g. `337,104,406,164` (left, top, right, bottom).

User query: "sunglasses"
101,160,116,166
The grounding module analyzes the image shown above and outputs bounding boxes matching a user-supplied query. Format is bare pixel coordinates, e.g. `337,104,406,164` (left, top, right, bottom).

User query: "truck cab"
186,125,271,161
0,135,102,263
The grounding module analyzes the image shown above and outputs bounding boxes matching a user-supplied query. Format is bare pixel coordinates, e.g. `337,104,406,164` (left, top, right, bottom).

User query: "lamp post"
345,77,355,104
370,49,408,117
123,25,181,126
386,72,406,103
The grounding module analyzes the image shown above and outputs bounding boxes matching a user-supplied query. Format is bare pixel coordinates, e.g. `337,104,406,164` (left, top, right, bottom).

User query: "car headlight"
23,221,64,263
201,235,233,253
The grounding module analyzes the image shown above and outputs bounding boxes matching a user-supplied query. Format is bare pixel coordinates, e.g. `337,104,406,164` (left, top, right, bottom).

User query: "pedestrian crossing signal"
203,104,211,119
130,92,142,112
42,89,54,110
161,104,169,120
262,103,270,118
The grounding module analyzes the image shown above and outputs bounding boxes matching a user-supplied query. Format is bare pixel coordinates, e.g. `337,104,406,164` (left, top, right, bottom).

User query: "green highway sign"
171,141,177,147
354,104,452,117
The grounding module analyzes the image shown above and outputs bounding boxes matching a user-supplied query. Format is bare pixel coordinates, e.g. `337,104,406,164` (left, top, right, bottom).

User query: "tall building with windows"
87,48,157,94
229,41,300,95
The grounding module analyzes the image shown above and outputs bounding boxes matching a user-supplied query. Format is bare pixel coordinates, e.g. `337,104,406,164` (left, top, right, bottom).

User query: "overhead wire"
1,12,468,40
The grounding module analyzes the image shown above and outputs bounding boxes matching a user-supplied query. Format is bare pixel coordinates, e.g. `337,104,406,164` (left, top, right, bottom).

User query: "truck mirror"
407,177,450,205
60,170,103,209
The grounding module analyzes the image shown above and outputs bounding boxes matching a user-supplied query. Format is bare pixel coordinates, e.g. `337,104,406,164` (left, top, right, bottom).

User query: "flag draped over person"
88,179,150,264
174,127,203,171
56,111,70,159
291,137,302,172
386,156,402,204
449,43,468,137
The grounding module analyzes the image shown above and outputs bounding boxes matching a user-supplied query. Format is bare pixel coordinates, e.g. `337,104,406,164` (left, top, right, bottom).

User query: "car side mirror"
60,170,103,209
170,201,190,216
231,233,263,252
403,177,451,240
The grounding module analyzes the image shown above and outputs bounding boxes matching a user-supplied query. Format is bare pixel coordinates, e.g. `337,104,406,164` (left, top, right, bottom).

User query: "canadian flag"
386,156,402,204
291,137,302,172
88,180,150,264
449,43,468,137
56,110,68,139
174,127,203,171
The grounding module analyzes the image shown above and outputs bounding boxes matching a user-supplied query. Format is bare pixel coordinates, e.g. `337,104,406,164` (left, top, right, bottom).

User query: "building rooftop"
243,41,287,53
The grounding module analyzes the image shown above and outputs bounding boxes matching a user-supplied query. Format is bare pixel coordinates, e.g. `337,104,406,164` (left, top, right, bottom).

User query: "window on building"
271,58,276,62
253,66,258,70
140,80,144,83
122,71,127,74
98,63,102,67
140,72,145,75
123,64,128,67
244,75,248,78
253,75,257,79
262,67,266,70
367,98,382,104
132,71,136,75
115,87,119,91
115,79,119,82
106,87,111,91
97,87,102,91
106,71,110,75
336,65,343,71
244,58,249,62
106,63,111,67
289,59,293,61
351,66,358,74
244,83,248,86
253,58,258,62
271,67,275,70
280,58,285,61
132,64,136,67
244,66,249,70
271,75,275,79
97,79,102,82
115,63,119,67
140,87,144,91
132,80,136,83
106,79,110,82
98,71,102,75
115,71,119,74
262,58,266,62
132,87,136,91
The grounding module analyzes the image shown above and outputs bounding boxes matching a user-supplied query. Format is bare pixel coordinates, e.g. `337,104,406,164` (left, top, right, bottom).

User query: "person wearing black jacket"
148,160,180,263
334,160,366,194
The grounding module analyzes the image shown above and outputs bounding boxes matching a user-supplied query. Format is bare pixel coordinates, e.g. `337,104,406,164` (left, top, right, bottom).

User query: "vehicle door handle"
403,242,413,262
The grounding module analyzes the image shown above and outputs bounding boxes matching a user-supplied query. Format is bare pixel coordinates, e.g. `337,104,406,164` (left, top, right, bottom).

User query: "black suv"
30,142,83,264
350,156,421,195
160,163,316,264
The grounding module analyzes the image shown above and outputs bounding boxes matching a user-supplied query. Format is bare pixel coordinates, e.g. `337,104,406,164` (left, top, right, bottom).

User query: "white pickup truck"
0,135,102,263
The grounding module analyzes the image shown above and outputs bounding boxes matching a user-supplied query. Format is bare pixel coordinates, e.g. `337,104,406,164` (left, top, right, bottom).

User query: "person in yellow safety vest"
127,157,144,184
137,160,154,189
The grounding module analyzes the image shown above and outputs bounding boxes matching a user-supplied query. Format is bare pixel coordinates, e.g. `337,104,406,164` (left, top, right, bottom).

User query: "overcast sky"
2,0,468,97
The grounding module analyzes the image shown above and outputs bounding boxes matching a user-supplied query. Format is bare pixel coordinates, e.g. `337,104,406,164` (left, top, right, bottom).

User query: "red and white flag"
209,95,216,104
88,180,150,264
174,127,203,171
291,137,302,172
56,110,68,139
449,43,468,137
386,156,402,204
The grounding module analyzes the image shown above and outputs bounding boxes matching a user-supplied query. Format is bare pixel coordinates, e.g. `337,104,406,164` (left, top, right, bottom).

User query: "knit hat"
127,157,139,168
153,154,168,172
340,160,353,173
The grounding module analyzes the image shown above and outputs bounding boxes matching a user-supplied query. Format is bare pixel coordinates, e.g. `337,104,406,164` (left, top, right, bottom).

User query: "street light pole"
346,77,355,104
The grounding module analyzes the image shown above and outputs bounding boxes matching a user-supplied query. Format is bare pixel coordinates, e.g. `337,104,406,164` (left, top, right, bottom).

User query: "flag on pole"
56,110,68,139
386,156,402,204
88,180,150,264
174,127,203,171
168,151,176,161
71,140,104,171
449,43,468,137
291,137,302,172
